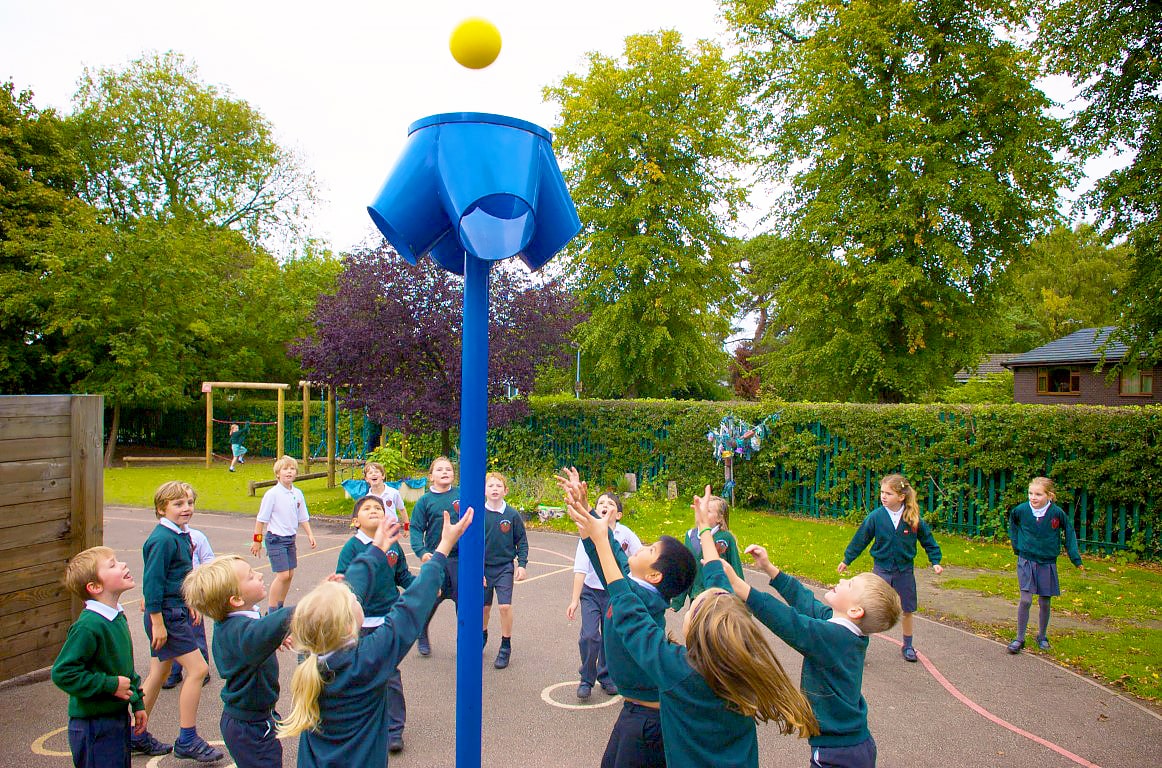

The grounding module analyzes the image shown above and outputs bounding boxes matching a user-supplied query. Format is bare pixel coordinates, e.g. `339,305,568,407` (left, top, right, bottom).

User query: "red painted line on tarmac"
877,635,1101,768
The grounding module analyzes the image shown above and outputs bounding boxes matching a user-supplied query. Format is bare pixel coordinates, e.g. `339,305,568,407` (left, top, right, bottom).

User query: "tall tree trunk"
441,427,452,457
103,402,120,468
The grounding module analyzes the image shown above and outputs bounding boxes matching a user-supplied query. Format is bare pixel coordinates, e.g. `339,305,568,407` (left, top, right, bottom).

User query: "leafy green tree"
725,0,1072,401
0,81,83,392
545,31,749,398
994,224,1131,351
1038,0,1162,367
70,51,316,245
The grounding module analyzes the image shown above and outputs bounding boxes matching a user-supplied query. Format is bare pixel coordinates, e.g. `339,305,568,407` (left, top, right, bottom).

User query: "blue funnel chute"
367,112,580,274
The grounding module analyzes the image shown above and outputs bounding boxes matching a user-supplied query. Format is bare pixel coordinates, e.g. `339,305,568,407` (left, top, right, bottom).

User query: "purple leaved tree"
293,242,580,453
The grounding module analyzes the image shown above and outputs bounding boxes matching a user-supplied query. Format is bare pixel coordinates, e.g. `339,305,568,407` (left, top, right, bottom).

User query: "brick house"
1004,327,1160,405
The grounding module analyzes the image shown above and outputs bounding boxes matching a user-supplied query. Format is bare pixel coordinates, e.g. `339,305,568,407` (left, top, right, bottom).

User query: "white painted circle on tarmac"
540,680,623,710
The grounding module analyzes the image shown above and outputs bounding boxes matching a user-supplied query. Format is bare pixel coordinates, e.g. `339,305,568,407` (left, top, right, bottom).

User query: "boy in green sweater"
725,546,902,768
52,546,165,767
183,554,292,768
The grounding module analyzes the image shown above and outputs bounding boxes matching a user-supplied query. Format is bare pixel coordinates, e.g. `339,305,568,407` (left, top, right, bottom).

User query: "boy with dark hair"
52,546,161,767
558,469,699,768
724,545,902,768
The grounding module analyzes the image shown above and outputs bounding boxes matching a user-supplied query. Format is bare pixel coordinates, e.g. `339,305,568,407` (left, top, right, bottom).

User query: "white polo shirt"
257,483,309,536
573,524,642,590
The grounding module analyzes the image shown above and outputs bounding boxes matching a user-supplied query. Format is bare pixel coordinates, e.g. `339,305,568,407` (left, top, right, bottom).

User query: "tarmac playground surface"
2,507,1160,768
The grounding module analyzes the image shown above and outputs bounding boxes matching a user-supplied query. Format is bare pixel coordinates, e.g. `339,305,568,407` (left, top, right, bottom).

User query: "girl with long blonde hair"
562,475,818,768
838,473,943,662
277,507,473,768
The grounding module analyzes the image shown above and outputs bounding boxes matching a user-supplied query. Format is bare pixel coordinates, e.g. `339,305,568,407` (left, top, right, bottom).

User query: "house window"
1036,367,1080,395
1120,370,1154,396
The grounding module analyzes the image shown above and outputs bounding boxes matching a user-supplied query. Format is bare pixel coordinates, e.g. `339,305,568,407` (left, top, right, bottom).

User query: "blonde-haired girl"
1006,477,1084,653
278,506,473,768
563,478,818,767
838,473,943,662
408,456,460,656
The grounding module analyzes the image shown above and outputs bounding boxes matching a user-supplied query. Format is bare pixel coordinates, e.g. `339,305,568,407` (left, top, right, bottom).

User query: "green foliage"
365,444,409,481
725,0,1073,402
545,31,748,398
70,51,317,244
936,372,1014,404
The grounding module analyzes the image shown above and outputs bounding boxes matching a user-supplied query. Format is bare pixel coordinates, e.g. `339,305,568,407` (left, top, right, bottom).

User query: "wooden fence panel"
0,395,102,681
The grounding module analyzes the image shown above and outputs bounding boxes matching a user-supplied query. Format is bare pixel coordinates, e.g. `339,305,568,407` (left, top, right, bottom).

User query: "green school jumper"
52,605,145,718
1008,502,1082,566
484,504,529,568
608,561,760,768
142,521,192,611
671,527,744,610
409,487,460,559
337,534,414,617
747,573,872,747
842,506,942,571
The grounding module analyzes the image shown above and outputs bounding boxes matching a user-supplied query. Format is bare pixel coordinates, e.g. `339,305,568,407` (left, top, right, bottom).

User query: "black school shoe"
1007,639,1025,654
389,737,404,754
173,735,225,763
494,645,510,669
131,732,173,756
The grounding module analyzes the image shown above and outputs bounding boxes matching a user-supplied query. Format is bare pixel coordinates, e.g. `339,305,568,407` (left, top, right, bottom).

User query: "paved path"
3,507,1160,768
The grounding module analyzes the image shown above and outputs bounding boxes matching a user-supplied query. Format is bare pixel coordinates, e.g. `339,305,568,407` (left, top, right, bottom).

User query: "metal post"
455,256,489,768
574,344,581,399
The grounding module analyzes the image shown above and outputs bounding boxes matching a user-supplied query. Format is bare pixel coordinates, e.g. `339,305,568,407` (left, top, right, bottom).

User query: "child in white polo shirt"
250,455,316,610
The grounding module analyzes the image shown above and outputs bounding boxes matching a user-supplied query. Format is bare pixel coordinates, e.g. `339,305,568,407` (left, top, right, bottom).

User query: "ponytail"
882,474,920,529
277,654,327,738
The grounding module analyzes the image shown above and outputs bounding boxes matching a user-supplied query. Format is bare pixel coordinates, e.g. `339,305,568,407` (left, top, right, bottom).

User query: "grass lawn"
105,464,1162,701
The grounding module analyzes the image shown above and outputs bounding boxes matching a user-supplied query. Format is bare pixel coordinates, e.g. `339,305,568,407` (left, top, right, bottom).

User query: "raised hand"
554,467,590,515
691,484,714,530
565,499,607,541
836,561,848,575
437,507,474,555
745,544,780,578
373,520,402,553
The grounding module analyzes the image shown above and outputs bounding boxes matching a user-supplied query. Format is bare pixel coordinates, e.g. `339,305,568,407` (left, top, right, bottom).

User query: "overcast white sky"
2,0,730,255
2,0,1117,264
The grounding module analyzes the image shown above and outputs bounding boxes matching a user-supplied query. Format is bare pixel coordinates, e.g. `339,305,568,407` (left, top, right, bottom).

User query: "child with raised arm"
251,456,317,611
566,491,642,699
670,493,744,610
723,545,901,768
182,556,291,768
408,456,460,656
138,481,223,762
1007,476,1084,653
838,473,942,662
556,468,697,768
52,547,158,768
482,472,528,669
562,474,818,768
278,507,474,768
336,495,415,753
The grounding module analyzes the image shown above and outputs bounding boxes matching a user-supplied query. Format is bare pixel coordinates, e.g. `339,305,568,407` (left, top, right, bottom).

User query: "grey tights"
1016,591,1052,641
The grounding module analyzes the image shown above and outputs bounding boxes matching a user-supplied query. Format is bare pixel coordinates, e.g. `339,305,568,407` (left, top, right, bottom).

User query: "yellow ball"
449,17,502,70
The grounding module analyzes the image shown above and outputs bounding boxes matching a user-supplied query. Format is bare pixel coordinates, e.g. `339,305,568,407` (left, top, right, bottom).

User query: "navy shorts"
68,713,130,768
144,604,200,660
221,712,281,768
266,533,297,573
811,736,876,768
484,563,515,606
874,566,918,613
1017,557,1061,597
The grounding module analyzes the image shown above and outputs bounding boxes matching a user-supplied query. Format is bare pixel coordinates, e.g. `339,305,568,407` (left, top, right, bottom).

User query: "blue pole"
455,255,489,768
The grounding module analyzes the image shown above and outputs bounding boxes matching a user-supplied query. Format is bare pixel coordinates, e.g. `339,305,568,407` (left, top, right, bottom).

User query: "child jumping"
1007,476,1084,653
482,471,528,669
278,507,474,768
566,491,642,699
251,455,317,611
562,476,818,767
336,495,415,753
52,547,158,768
670,493,744,610
408,456,460,656
556,467,697,768
182,556,292,768
138,481,223,762
725,544,901,767
839,473,943,662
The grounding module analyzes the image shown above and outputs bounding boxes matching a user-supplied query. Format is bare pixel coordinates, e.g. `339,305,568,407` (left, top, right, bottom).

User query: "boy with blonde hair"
251,456,316,610
724,546,902,768
482,472,528,669
138,481,223,762
183,556,292,768
52,546,161,767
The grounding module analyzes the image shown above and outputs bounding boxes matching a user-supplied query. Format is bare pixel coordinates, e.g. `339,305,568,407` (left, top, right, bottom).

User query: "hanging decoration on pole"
707,413,778,503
